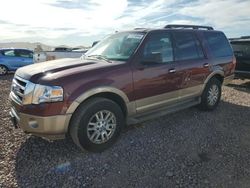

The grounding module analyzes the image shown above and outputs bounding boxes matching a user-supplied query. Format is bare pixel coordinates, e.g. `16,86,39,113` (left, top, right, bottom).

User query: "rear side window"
205,32,232,58
173,32,204,61
15,49,33,58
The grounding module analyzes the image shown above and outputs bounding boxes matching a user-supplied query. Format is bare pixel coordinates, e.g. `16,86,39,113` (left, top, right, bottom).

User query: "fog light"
29,121,39,129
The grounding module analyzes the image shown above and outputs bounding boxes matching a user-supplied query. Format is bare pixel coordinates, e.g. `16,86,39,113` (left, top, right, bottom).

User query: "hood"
15,58,114,82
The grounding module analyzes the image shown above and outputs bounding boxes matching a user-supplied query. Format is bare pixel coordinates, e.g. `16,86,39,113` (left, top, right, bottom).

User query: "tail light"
232,56,236,72
233,56,236,65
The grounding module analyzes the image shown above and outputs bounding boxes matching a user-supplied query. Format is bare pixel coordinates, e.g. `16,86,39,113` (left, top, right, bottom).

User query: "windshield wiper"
86,55,112,63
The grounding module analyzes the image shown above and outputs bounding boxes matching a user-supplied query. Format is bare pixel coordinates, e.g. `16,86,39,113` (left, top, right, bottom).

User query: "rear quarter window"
204,32,233,58
15,49,33,58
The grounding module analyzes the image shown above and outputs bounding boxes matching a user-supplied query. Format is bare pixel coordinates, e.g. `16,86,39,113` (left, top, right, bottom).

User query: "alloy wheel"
87,110,117,144
207,84,219,106
0,66,7,75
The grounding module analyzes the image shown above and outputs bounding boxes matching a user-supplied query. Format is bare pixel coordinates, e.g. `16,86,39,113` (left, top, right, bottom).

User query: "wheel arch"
0,64,9,70
204,70,224,84
65,87,134,135
66,87,134,118
201,70,224,94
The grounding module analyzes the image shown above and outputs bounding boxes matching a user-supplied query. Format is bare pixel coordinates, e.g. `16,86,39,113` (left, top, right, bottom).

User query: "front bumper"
10,107,71,140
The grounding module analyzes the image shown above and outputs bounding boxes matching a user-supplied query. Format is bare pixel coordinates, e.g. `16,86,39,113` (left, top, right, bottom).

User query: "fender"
66,86,136,116
204,70,224,85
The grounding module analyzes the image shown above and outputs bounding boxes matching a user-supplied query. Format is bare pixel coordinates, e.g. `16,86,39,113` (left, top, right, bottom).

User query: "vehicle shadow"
0,73,14,81
227,79,250,93
14,101,250,187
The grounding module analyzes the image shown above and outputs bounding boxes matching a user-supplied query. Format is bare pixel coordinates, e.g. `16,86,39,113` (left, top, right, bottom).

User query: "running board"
127,98,200,125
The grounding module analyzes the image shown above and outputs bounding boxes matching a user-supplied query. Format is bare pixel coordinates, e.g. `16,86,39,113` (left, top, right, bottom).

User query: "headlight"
32,84,63,104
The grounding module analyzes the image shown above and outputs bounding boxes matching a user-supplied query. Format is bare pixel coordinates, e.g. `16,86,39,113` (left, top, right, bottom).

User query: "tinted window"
205,32,232,57
15,49,33,58
143,32,173,63
231,42,250,58
173,32,204,61
2,49,16,57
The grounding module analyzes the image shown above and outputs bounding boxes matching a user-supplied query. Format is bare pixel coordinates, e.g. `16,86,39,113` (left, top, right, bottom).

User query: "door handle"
169,68,176,73
203,63,209,68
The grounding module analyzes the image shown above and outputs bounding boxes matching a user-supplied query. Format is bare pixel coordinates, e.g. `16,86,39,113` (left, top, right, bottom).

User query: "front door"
132,31,182,113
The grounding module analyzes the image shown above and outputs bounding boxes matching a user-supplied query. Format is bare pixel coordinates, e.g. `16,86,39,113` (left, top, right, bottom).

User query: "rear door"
14,49,33,67
172,31,210,98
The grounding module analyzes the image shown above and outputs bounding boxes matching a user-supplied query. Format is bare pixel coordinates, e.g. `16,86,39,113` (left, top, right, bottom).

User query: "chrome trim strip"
15,90,24,97
15,75,28,84
13,79,25,90
10,92,22,105
10,107,20,122
11,75,29,105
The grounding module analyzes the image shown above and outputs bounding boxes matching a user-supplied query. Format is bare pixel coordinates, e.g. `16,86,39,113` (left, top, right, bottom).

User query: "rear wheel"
199,78,222,111
70,97,125,152
0,65,7,75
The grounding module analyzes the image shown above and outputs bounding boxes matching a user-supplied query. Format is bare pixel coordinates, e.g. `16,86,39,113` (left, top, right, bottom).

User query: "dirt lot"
0,74,250,188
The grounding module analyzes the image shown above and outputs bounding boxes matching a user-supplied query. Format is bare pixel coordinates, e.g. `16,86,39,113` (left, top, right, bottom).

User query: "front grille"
11,76,28,104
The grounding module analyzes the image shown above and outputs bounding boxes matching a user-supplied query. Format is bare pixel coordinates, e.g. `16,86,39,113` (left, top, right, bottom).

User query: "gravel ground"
0,74,250,188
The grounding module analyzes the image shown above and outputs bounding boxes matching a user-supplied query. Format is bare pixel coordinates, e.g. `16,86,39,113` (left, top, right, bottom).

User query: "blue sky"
0,0,249,47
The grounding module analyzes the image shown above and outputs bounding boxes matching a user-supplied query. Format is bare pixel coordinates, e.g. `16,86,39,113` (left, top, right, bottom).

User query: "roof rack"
164,24,214,30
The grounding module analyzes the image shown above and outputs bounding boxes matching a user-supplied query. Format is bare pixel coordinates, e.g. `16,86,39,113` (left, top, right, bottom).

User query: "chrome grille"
11,76,28,104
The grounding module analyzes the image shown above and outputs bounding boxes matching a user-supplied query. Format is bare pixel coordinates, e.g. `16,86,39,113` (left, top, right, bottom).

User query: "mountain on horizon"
0,42,53,51
0,42,88,51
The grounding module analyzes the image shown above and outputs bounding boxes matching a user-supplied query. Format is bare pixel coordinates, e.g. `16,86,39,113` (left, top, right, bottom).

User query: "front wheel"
199,78,222,111
70,97,125,152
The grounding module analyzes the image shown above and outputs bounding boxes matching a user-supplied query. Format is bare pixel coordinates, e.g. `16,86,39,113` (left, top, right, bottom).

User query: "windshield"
85,32,145,61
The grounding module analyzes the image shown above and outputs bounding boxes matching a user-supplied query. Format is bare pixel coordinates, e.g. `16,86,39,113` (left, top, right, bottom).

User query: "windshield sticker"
127,34,144,40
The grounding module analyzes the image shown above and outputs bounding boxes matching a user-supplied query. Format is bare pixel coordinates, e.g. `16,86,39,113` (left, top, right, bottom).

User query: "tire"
0,65,8,75
69,97,125,152
199,78,222,111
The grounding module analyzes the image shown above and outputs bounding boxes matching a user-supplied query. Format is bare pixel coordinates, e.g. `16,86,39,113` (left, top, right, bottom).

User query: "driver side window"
143,32,173,64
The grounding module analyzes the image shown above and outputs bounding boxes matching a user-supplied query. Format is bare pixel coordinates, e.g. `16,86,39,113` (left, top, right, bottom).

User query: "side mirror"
141,52,163,65
92,41,99,47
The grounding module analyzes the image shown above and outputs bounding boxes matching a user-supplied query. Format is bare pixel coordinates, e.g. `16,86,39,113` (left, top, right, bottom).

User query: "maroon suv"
9,25,235,152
